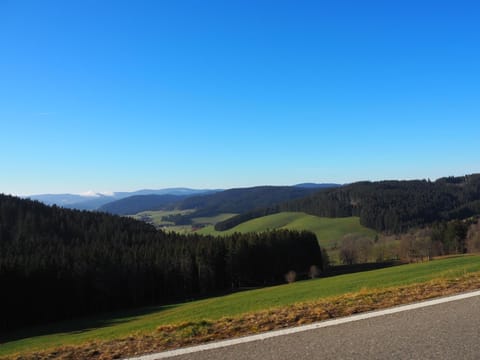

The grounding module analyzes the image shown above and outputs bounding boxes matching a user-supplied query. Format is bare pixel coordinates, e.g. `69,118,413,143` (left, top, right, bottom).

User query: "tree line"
334,217,479,265
216,174,480,233
0,194,323,332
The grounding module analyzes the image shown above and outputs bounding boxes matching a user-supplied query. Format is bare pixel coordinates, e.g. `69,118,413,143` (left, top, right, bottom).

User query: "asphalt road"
161,294,480,360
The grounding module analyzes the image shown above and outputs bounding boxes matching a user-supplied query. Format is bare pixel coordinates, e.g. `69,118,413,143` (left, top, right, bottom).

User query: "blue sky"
1,1,479,195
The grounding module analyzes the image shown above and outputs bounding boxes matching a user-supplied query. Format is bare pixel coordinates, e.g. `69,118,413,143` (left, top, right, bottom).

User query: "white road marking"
125,289,480,360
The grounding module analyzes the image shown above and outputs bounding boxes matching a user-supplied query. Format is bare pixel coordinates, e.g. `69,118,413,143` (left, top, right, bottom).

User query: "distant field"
197,212,376,249
2,255,480,357
131,211,375,251
131,210,193,226
132,211,377,263
131,210,237,232
192,213,237,225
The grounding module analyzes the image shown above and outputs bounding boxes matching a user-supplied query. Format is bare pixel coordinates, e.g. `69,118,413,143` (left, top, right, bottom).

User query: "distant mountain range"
26,188,220,211
97,184,341,216
27,183,340,214
294,183,342,189
98,194,189,215
21,175,480,235
173,185,337,216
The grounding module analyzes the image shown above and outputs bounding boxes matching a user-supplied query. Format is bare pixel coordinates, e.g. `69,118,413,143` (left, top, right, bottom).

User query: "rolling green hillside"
0,195,322,336
216,174,480,233
131,210,236,230
174,186,328,216
197,212,376,249
2,255,479,358
98,194,188,215
192,213,238,225
131,210,194,226
134,211,377,264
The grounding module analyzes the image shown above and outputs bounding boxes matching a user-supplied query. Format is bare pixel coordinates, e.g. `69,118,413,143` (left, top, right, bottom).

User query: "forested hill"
98,194,188,215
0,194,322,331
174,185,335,216
94,185,338,216
216,175,480,233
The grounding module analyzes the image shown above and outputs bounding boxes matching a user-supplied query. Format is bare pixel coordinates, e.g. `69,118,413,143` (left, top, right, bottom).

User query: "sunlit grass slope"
2,255,480,357
131,210,193,226
192,213,237,225
131,210,236,229
197,212,376,249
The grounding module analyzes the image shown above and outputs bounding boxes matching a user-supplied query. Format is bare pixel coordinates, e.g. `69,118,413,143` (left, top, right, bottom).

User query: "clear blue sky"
1,0,479,195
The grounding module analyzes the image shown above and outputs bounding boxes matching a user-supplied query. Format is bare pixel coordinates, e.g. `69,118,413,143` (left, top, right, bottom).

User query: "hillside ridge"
216,174,480,233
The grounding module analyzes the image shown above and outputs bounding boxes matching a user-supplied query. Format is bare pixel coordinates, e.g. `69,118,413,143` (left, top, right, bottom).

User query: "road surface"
129,291,480,360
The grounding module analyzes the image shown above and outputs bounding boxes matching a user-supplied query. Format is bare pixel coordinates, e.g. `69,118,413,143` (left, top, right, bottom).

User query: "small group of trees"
398,229,432,262
284,265,322,284
466,220,480,252
338,234,374,265
430,220,470,255
394,219,474,262
336,218,480,265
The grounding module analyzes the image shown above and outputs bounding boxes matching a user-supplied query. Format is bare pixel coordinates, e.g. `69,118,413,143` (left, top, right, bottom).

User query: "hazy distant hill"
27,185,340,213
92,184,340,216
294,183,341,189
98,194,188,215
27,193,107,207
174,185,336,216
27,188,218,210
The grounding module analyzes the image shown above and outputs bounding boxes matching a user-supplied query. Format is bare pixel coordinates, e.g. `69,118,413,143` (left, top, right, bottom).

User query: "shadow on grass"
323,261,401,277
0,287,255,346
0,303,178,344
0,262,406,345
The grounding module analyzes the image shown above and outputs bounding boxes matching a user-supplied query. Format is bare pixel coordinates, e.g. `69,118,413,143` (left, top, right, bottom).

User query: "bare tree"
308,265,321,279
399,229,432,263
466,220,480,253
320,247,330,271
373,235,387,262
285,270,297,284
357,237,374,263
339,234,359,265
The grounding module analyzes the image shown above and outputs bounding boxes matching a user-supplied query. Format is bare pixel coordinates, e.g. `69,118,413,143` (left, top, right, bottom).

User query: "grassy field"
131,210,194,226
132,211,374,253
131,210,236,232
192,213,237,225
2,255,480,357
197,212,376,249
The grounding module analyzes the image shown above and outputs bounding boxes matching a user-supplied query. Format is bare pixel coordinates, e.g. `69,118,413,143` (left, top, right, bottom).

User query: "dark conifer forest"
0,195,322,332
217,175,480,233
95,186,329,217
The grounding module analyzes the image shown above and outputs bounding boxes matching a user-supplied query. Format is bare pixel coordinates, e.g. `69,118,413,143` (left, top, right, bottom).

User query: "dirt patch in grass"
4,272,480,360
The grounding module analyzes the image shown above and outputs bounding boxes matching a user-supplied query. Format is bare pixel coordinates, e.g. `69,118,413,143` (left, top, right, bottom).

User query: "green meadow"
2,255,480,357
132,211,375,254
131,210,236,229
192,213,237,225
131,210,194,226
197,212,377,249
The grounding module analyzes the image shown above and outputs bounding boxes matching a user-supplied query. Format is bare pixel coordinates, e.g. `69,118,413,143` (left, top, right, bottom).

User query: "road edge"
125,289,480,360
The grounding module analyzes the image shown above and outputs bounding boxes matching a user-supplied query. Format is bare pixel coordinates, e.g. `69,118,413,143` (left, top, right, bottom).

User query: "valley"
2,255,480,359
4,3,479,359
128,210,376,263
2,174,480,359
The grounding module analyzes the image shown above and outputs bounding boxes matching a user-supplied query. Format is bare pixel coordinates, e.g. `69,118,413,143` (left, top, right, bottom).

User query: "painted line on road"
125,289,480,360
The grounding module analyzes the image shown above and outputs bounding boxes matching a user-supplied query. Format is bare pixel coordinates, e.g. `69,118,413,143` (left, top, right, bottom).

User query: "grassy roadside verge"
2,255,480,359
